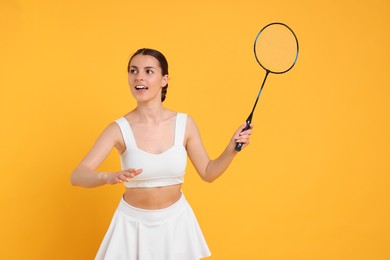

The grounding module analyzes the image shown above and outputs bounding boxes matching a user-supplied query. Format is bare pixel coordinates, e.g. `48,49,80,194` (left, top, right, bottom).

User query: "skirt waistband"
119,193,187,226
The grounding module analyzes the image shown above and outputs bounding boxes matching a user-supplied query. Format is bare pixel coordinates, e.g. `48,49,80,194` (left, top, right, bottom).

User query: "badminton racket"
235,22,299,151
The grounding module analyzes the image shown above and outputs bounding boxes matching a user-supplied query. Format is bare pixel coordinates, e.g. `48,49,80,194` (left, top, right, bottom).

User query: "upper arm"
185,116,210,178
76,122,124,171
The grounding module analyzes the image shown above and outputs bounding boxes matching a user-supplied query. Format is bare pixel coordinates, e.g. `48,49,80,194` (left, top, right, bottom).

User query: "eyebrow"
129,65,156,69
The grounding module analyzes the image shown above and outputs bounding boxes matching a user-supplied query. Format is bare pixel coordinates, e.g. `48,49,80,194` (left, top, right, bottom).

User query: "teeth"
135,85,148,90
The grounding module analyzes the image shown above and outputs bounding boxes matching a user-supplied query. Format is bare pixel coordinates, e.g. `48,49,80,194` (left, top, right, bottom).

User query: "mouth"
135,85,148,90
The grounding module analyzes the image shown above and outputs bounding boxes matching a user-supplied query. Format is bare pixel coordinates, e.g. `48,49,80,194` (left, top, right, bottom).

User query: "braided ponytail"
161,85,168,102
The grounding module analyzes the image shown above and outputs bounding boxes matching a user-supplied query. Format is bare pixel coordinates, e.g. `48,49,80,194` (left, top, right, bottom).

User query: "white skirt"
95,193,211,260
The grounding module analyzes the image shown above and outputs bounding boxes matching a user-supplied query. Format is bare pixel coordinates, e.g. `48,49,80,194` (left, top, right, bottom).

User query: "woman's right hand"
101,168,143,185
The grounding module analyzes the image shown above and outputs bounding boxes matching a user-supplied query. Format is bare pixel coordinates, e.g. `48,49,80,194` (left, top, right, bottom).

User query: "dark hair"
127,48,169,102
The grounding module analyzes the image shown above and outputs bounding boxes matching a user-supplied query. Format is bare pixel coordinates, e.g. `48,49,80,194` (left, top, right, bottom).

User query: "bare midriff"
123,184,182,210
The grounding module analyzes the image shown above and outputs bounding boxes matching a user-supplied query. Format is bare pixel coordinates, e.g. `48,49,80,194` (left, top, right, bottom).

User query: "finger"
240,125,253,134
236,131,251,141
237,134,251,144
133,168,143,174
122,168,143,178
111,177,123,184
235,123,253,139
236,139,249,146
239,132,253,140
117,174,129,182
127,168,143,174
238,122,250,132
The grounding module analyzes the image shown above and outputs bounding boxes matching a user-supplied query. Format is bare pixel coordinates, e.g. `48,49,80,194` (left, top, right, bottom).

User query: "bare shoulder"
184,114,201,140
185,114,196,128
105,121,121,135
99,120,125,152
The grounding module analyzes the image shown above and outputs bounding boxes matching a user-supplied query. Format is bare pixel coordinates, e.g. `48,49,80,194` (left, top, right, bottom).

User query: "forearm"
71,165,107,188
187,117,253,183
203,143,238,182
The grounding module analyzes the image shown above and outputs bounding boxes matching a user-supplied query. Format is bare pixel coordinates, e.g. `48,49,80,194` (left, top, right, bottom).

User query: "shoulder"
108,120,122,131
183,114,200,137
175,112,195,127
112,116,128,128
177,112,189,121
103,119,126,152
99,120,122,141
98,115,128,141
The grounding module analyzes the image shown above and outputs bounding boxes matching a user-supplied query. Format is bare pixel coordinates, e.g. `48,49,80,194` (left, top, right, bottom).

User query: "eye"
129,69,138,74
146,69,154,74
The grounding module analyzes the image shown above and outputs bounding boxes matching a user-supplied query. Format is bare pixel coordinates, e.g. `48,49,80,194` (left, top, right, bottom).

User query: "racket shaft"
235,71,269,152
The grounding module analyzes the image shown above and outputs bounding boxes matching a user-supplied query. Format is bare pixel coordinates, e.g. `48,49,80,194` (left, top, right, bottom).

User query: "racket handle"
234,121,251,152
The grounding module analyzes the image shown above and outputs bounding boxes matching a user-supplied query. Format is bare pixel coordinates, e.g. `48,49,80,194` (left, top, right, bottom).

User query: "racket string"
256,24,298,73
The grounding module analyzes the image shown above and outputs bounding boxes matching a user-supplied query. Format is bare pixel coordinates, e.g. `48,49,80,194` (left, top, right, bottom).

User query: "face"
128,54,168,103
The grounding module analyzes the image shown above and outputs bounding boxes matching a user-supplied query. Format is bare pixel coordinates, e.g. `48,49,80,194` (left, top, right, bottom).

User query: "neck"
134,103,166,124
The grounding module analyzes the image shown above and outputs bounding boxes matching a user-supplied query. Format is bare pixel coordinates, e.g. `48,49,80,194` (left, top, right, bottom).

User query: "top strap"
175,113,187,146
115,117,137,150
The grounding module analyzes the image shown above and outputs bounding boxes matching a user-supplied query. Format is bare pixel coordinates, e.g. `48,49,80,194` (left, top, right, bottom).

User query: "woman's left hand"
232,123,253,150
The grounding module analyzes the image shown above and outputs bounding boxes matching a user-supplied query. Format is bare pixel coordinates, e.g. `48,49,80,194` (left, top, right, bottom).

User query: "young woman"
71,48,253,260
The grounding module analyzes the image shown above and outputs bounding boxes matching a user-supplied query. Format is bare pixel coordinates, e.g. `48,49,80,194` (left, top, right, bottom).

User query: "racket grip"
235,142,244,151
234,121,251,152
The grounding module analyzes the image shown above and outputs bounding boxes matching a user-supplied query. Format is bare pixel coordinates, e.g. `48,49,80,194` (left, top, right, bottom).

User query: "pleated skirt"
95,193,211,260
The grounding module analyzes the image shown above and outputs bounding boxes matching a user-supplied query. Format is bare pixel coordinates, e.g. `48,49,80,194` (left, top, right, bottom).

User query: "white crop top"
115,113,188,188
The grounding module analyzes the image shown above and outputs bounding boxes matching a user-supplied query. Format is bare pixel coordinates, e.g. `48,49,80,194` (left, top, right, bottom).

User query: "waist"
118,191,188,225
123,184,182,210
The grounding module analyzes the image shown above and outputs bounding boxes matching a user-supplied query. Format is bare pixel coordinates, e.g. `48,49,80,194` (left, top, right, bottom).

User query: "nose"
135,72,145,81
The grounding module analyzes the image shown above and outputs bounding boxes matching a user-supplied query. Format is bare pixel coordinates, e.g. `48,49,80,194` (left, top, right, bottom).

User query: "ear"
161,75,168,87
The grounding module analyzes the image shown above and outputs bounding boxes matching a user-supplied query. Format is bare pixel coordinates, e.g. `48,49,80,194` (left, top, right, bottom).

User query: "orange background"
1,0,389,259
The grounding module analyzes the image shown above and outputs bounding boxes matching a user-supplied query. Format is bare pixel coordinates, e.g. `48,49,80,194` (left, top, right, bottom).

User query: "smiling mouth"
135,85,148,90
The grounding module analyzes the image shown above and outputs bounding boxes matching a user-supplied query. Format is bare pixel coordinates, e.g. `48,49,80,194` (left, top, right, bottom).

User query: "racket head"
254,22,299,74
